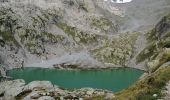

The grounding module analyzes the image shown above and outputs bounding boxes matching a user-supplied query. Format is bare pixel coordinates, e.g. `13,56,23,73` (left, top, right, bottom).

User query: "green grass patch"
92,32,139,65
115,66,170,100
151,49,170,72
42,32,65,43
57,23,77,37
57,23,98,44
0,31,19,46
136,39,170,64
136,42,157,63
91,17,113,31
146,29,158,42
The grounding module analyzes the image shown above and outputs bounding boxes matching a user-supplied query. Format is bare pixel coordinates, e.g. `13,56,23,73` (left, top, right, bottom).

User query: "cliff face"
136,15,170,72
0,0,141,69
0,0,114,68
0,0,170,70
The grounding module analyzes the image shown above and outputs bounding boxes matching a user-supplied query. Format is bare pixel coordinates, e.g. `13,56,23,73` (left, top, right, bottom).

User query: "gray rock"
86,89,94,96
4,86,24,100
0,79,25,100
23,92,41,100
38,96,55,100
0,66,6,77
24,81,54,91
104,93,115,100
0,79,25,95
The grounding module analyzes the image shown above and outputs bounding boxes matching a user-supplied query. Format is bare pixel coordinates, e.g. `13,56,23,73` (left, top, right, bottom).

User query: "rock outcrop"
164,81,170,100
0,79,115,100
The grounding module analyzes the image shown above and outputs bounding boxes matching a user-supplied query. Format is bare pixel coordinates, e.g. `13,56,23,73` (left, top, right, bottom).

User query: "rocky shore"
0,80,115,100
0,66,6,77
0,65,11,79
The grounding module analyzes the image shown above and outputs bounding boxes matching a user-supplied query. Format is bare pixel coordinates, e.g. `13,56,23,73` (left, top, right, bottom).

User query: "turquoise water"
7,68,143,92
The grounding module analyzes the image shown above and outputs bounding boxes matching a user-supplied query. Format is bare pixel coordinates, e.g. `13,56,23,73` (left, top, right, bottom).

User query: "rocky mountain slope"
0,0,140,70
1,0,170,71
115,14,170,100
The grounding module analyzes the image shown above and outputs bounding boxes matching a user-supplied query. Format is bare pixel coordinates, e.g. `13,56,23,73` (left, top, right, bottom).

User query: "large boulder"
0,79,25,100
24,81,54,91
38,96,55,100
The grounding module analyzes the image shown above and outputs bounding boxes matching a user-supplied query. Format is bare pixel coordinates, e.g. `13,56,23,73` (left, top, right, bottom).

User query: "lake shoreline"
0,79,115,100
7,65,147,72
7,67,144,92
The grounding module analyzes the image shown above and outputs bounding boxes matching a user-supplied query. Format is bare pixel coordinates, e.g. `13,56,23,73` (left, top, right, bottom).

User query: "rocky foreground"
0,79,114,100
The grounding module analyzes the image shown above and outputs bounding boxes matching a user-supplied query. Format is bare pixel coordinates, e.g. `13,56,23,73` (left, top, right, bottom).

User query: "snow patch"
104,0,133,4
